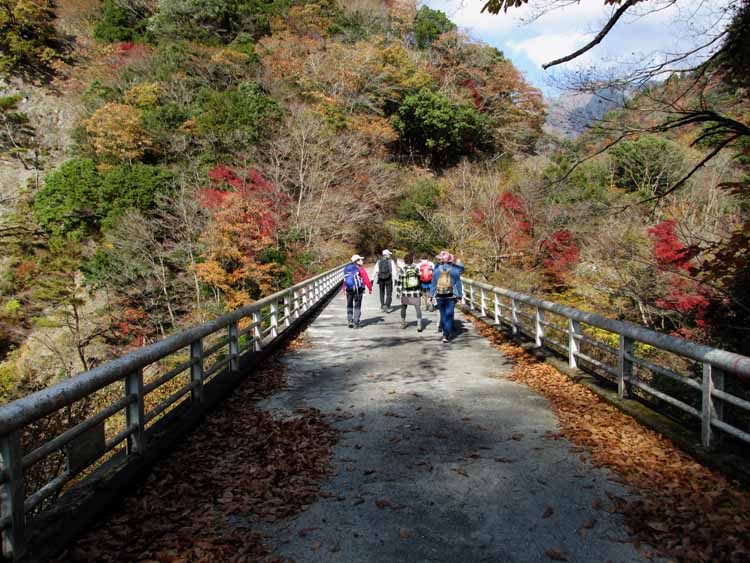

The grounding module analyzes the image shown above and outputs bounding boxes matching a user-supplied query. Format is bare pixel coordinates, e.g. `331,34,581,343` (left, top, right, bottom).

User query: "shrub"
149,0,289,44
413,6,455,49
93,0,148,43
194,82,280,150
85,103,151,162
610,135,686,196
0,0,68,77
34,159,173,237
392,88,492,165
99,163,174,230
35,159,103,238
396,178,441,221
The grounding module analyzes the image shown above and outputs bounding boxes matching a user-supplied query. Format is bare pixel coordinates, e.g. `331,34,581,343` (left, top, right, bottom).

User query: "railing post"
125,368,145,454
283,293,291,328
511,298,519,335
535,308,544,347
1,431,25,559
617,335,633,399
568,319,580,369
270,301,279,338
190,340,204,402
228,322,239,373
293,289,300,319
493,294,500,325
480,288,487,316
253,311,262,351
702,363,723,448
469,284,475,310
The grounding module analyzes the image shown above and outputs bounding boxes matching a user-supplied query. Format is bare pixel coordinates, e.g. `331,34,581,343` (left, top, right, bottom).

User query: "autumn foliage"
195,166,290,309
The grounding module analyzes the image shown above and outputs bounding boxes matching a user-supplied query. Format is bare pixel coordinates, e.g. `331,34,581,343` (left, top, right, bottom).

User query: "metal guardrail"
0,264,345,559
461,278,750,451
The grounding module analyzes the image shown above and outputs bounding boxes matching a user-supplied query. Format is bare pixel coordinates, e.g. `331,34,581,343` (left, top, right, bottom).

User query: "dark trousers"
346,290,364,324
378,279,393,308
436,297,456,338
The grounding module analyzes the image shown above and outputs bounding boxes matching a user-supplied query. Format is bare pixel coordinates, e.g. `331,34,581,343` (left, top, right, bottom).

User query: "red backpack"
419,262,433,283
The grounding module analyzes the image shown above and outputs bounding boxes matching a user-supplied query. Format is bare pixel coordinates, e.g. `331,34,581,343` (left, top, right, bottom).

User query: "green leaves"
392,88,492,165
34,159,174,238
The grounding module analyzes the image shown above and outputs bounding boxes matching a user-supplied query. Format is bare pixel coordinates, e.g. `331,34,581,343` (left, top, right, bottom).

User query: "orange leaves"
59,356,339,562
85,103,151,162
470,314,750,561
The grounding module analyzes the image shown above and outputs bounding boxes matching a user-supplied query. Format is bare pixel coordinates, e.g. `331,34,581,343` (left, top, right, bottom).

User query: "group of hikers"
342,249,464,343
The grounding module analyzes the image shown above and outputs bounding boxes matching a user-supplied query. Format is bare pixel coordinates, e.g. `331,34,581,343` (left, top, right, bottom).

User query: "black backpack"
377,257,392,280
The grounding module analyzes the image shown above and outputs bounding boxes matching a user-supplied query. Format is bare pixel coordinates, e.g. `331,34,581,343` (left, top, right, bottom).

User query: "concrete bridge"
0,265,749,561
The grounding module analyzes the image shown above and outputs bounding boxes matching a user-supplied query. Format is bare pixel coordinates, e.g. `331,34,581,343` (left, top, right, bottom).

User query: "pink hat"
436,250,454,263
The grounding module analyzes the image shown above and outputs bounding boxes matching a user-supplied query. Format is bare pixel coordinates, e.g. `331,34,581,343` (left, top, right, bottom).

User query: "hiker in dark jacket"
429,250,464,343
371,249,397,313
342,254,372,329
395,253,424,332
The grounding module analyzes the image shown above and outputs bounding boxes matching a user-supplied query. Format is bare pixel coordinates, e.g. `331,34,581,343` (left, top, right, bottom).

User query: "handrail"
464,279,750,378
461,277,750,450
0,263,346,560
0,265,343,437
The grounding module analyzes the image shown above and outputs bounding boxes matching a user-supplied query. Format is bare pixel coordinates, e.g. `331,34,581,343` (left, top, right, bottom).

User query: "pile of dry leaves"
471,316,750,562
57,347,338,562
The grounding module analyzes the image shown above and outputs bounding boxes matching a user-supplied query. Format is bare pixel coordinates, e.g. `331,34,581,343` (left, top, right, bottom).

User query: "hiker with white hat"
371,249,398,313
342,254,372,329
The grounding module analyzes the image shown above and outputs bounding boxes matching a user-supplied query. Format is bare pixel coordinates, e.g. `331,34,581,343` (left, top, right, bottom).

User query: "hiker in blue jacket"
429,251,464,343
342,255,372,329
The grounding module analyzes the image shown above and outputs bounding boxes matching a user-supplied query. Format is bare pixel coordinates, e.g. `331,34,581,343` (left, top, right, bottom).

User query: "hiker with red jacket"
418,256,435,312
429,251,464,343
395,253,424,332
342,254,372,329
371,249,398,313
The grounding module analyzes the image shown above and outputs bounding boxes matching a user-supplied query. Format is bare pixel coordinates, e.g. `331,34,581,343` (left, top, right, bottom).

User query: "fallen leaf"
452,468,469,477
399,528,413,539
375,499,395,509
311,541,321,551
582,519,595,530
592,499,602,510
545,548,568,561
494,457,513,463
542,507,554,519
298,528,318,537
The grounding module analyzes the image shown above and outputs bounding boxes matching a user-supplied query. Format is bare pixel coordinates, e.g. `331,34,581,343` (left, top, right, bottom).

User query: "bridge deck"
257,292,648,562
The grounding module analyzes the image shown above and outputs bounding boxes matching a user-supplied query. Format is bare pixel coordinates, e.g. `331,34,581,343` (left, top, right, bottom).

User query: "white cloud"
505,32,591,68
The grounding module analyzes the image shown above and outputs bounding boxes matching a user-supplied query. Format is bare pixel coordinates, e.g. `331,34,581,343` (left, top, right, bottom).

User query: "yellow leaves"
123,82,161,108
85,103,151,162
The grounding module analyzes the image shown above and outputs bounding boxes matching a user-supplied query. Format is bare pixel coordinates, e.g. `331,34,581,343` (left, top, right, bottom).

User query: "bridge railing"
0,264,345,559
461,278,750,451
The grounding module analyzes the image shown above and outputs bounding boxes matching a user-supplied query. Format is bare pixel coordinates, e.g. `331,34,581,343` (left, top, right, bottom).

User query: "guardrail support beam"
535,308,544,348
253,311,262,352
702,363,723,448
618,335,633,399
568,319,580,369
511,299,519,336
228,323,239,373
1,431,25,559
125,369,145,455
493,294,500,325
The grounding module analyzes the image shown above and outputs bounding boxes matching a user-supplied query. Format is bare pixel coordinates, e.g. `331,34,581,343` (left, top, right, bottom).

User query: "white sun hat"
351,254,364,262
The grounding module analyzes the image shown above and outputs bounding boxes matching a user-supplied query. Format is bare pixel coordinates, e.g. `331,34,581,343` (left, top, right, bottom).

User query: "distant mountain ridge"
544,88,625,138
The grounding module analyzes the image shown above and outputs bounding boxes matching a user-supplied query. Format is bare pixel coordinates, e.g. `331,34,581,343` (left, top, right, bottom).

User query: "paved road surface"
258,291,650,562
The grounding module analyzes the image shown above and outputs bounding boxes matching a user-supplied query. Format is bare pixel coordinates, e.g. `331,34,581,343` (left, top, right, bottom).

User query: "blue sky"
422,0,730,98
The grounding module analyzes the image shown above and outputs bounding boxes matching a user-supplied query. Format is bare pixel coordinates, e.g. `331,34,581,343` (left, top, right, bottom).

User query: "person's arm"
360,267,372,292
453,261,465,274
429,266,438,298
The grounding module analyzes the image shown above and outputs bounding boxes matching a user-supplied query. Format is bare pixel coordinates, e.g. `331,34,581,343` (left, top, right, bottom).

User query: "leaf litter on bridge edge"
469,315,750,562
55,332,339,563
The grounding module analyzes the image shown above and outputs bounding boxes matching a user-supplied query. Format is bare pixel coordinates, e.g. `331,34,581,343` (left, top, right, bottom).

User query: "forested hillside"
0,0,748,404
